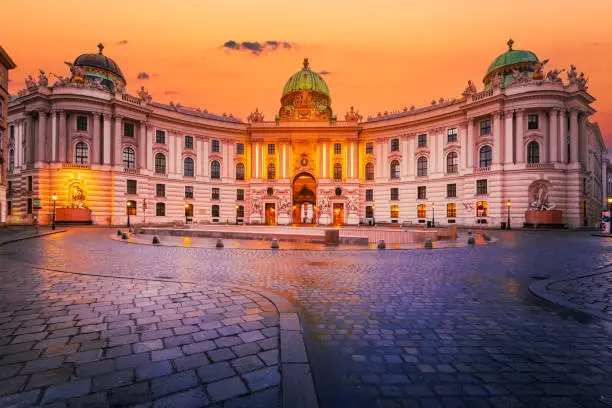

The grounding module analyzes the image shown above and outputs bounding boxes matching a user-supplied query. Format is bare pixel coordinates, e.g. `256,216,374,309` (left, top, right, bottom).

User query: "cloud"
116,40,128,45
222,40,294,55
137,72,150,80
318,71,331,76
164,90,179,95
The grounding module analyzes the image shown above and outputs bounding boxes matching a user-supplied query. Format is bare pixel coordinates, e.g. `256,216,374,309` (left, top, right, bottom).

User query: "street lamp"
506,199,512,230
185,203,190,224
431,203,435,228
51,194,57,230
608,197,612,210
126,201,132,228
372,205,376,226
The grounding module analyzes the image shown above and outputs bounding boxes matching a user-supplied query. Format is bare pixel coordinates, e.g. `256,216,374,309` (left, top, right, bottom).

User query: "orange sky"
2,0,611,148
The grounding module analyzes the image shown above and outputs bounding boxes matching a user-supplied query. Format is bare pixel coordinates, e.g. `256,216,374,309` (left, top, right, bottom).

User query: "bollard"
152,236,160,244
216,238,224,248
377,239,386,249
139,229,145,234
117,230,122,236
424,238,433,249
467,236,475,245
467,230,473,236
121,233,129,240
482,233,491,241
271,239,279,249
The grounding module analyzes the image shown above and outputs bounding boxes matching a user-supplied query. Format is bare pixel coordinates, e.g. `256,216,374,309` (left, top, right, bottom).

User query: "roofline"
0,46,17,69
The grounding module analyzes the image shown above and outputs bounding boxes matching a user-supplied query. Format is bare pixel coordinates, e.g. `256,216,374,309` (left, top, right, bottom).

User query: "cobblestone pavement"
0,259,281,407
546,269,612,318
2,228,612,407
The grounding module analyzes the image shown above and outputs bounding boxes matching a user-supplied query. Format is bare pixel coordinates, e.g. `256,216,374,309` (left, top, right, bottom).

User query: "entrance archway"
292,173,317,224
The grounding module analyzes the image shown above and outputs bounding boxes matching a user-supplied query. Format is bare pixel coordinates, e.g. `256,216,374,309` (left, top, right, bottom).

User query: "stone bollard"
139,230,145,234
482,233,491,241
467,236,475,245
216,238,224,248
152,236,160,244
424,238,433,249
271,239,279,249
377,239,386,249
117,230,122,236
121,233,129,240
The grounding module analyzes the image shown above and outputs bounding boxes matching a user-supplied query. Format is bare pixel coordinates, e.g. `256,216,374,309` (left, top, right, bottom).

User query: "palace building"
5,40,608,228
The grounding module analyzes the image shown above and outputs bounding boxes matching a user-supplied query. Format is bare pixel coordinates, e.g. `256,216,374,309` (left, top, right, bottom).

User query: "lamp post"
372,205,376,226
608,197,612,211
51,194,57,230
506,199,512,230
431,203,435,228
235,204,239,224
126,201,131,228
185,203,190,224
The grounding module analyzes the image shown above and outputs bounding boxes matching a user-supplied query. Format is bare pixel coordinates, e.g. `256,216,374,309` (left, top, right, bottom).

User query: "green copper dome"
282,58,329,97
484,39,539,84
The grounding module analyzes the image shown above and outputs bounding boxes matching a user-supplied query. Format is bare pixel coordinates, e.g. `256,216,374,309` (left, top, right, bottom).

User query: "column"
138,122,146,169
15,121,22,167
195,139,202,177
321,142,327,178
51,110,57,162
492,112,502,165
58,111,67,163
203,139,209,177
177,134,182,175
559,110,568,163
401,136,408,177
259,142,264,179
467,119,474,169
579,114,588,165
407,135,414,176
251,142,258,179
459,125,467,170
548,109,559,163
102,114,111,165
92,113,101,164
435,131,443,174
515,110,525,163
37,111,47,163
146,125,153,171
113,116,122,165
503,110,514,164
569,110,579,163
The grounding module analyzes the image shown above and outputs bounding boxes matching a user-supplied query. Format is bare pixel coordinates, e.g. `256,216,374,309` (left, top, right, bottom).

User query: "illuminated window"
391,138,399,151
365,163,374,180
126,200,137,216
236,163,245,180
155,153,166,174
390,205,399,218
447,203,457,218
236,205,244,218
184,157,195,177
417,204,427,218
123,147,135,169
75,142,88,164
267,163,276,180
476,201,488,217
366,206,374,218
446,152,458,173
156,202,165,216
417,157,428,177
333,163,342,180
390,160,400,179
447,128,458,143
479,145,492,168
527,141,540,164
185,204,194,217
211,160,221,179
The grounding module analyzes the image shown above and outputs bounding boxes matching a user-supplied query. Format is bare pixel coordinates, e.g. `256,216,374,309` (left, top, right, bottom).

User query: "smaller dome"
282,58,329,97
484,39,539,85
74,43,125,81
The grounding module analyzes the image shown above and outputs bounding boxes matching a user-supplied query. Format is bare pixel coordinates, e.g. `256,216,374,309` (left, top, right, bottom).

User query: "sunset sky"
2,0,611,147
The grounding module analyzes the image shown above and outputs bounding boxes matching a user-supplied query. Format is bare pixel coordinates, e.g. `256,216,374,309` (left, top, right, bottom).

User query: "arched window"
479,145,492,168
333,163,342,180
267,163,276,180
155,153,166,174
390,160,400,179
184,157,195,177
527,141,540,164
211,160,221,179
446,152,458,173
123,147,135,169
236,163,245,180
365,162,374,180
417,157,428,177
155,202,165,217
8,149,14,171
75,142,88,164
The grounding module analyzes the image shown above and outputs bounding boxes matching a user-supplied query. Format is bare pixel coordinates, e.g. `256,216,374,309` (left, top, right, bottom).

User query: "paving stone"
133,339,164,353
21,356,65,374
0,375,28,397
242,365,281,391
106,382,151,407
92,368,134,391
136,360,173,380
42,379,91,404
152,346,184,361
196,361,235,383
0,389,42,408
182,340,216,355
152,386,209,408
207,347,236,362
65,349,102,364
206,376,248,403
74,359,115,377
151,370,200,398
214,335,243,348
232,342,262,358
26,366,73,389
231,355,265,374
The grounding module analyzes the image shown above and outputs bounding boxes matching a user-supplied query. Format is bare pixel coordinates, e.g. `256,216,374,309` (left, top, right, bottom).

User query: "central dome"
282,58,329,97
71,43,127,91
483,39,540,88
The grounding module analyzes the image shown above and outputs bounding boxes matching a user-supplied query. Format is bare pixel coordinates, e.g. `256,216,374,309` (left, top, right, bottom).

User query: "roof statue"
303,57,309,70
38,70,48,87
545,68,564,83
247,108,265,122
507,38,514,51
25,75,37,91
137,86,153,103
532,59,549,80
344,106,363,122
97,43,104,55
567,64,578,84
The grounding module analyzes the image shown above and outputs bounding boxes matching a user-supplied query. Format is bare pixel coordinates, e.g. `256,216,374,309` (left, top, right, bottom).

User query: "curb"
0,229,67,247
1,256,319,408
528,266,612,323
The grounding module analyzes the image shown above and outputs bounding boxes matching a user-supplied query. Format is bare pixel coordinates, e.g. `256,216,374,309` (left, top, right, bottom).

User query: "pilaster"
492,111,502,165
515,109,525,164
503,109,514,164
548,109,559,163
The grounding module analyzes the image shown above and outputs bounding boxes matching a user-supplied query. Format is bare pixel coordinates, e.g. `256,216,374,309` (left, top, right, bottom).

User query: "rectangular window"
10,125,15,140
476,179,488,195
480,119,491,136
476,201,488,217
366,206,374,218
334,143,342,155
185,186,194,198
156,202,165,216
417,204,426,218
447,183,456,198
447,128,458,143
447,203,457,218
236,143,244,155
268,144,275,155
365,142,374,155
391,139,400,152
237,189,244,201
124,122,135,137
27,198,33,215
27,176,33,192
390,205,399,218
527,114,539,130
7,181,12,197
417,186,427,199
212,188,220,200
155,184,165,198
184,136,194,149
7,201,12,216
155,130,166,144
365,189,373,202
417,134,427,148
390,188,399,201
212,140,220,153
76,116,88,131
212,205,220,218
126,180,137,195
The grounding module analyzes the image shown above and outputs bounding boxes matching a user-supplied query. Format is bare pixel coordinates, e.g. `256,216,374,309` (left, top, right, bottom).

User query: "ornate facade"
5,40,608,228
1,46,17,225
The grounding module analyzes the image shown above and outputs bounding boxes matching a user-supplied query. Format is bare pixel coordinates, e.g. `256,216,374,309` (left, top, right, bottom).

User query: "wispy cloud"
318,71,331,76
116,40,128,45
137,72,150,80
164,90,179,95
223,40,294,56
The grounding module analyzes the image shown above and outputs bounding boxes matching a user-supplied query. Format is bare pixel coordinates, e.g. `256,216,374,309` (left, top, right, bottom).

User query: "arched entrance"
292,173,317,224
